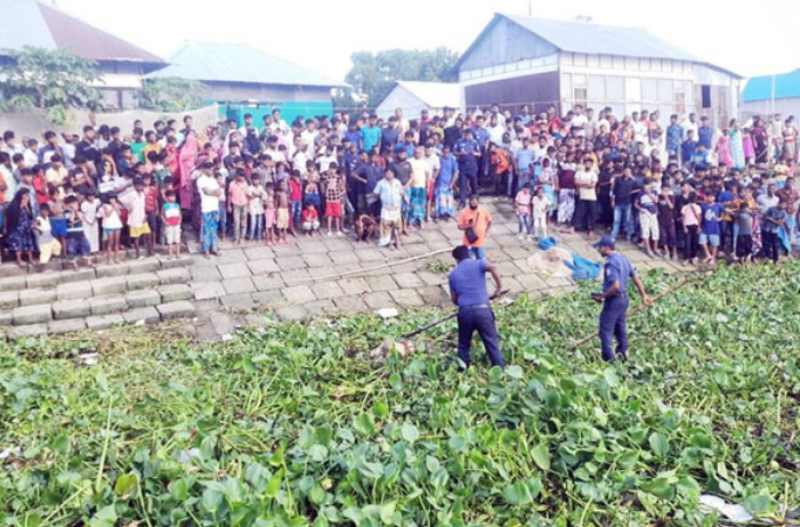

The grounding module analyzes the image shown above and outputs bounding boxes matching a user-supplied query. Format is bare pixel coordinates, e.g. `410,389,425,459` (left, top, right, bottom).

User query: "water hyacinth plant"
0,263,798,525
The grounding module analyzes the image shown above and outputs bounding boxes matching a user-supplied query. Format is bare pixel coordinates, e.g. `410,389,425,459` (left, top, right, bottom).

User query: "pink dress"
743,134,755,161
716,136,733,167
178,133,198,210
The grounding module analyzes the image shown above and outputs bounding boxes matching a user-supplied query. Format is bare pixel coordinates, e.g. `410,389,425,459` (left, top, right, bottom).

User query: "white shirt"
197,173,221,213
575,169,598,201
487,124,505,145
633,122,648,144
0,165,15,202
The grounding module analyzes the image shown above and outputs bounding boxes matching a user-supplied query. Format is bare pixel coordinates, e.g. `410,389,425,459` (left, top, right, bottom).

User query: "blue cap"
593,235,615,249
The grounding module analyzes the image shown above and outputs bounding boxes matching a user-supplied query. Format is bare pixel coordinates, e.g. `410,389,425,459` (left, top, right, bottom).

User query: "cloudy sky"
54,0,799,80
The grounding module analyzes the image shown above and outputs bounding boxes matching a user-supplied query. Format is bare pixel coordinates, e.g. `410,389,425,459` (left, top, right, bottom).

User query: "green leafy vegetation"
1,263,799,525
0,47,103,124
139,77,206,113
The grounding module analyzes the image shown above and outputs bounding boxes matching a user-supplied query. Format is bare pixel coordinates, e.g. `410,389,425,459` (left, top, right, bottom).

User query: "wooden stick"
400,289,510,340
571,271,706,348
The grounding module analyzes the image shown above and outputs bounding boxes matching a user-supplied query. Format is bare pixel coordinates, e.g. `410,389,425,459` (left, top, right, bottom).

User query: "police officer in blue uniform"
454,129,481,207
592,236,652,362
448,245,505,368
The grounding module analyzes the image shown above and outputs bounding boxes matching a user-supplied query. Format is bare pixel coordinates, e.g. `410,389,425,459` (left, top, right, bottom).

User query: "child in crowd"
735,202,753,263
48,185,68,261
101,195,123,264
80,190,100,254
514,185,531,239
275,181,290,243
657,185,677,259
264,183,276,245
304,179,321,218
531,186,551,240
301,202,320,236
33,204,61,267
228,170,249,243
247,178,266,241
216,169,228,241
288,170,303,235
161,190,182,259
64,195,92,268
700,193,722,265
120,178,151,259
142,174,159,249
325,170,345,236
637,183,660,257
681,194,702,264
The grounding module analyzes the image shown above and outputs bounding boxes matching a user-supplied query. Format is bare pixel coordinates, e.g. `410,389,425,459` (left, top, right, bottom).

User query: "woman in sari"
752,118,769,165
716,130,733,168
178,130,199,212
783,117,798,164
434,145,457,219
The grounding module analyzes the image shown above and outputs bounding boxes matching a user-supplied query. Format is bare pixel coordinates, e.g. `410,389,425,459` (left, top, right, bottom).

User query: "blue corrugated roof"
458,13,740,78
146,42,343,88
743,69,800,102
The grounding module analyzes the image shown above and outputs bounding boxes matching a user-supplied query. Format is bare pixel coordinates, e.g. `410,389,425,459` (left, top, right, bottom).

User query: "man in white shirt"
487,114,505,146
196,165,222,257
573,157,599,236
570,105,589,135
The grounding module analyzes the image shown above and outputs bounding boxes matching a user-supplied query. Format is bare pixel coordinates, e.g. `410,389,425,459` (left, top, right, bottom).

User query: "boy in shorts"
161,190,182,259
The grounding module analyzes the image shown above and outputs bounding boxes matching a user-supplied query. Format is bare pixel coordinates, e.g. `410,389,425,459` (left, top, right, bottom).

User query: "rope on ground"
300,247,452,284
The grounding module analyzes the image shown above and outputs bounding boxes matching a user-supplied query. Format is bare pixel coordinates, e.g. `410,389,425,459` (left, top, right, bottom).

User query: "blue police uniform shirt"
666,124,683,151
449,258,490,308
602,252,636,302
698,126,714,149
345,131,362,152
472,127,489,148
455,138,480,171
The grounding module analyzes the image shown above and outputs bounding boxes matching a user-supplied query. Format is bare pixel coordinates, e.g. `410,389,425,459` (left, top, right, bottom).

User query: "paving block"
328,250,360,265
48,318,87,335
394,272,424,289
418,286,450,307
243,246,274,260
337,277,370,296
58,268,96,284
303,253,333,269
220,293,255,310
253,273,286,291
12,304,53,325
218,262,251,280
282,285,316,304
191,281,226,301
209,312,236,336
158,284,192,303
191,265,221,281
89,295,127,316
156,267,190,285
56,280,93,301
90,276,128,296
158,254,193,269
251,289,284,308
0,275,29,292
389,289,424,308
126,273,160,291
280,269,312,286
276,255,306,271
357,249,385,262
314,281,344,300
126,289,161,308
0,290,20,309
332,295,367,314
127,258,161,274
26,272,62,289
18,288,57,307
0,310,13,326
247,258,280,275
363,291,395,310
275,305,308,321
52,299,91,320
86,314,125,330
8,323,48,339
365,275,397,292
223,277,255,295
157,301,196,320
304,299,335,316
122,306,160,325
94,262,130,278
0,264,26,278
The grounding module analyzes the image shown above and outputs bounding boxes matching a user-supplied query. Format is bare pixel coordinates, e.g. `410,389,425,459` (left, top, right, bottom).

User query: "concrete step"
1,300,196,339
0,267,191,313
1,283,194,327
0,254,193,292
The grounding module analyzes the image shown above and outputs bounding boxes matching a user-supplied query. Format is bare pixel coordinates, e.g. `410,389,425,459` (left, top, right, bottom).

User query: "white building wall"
741,98,800,120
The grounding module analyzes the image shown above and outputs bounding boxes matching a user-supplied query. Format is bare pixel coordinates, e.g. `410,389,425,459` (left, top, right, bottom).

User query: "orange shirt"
457,206,492,248
491,149,511,173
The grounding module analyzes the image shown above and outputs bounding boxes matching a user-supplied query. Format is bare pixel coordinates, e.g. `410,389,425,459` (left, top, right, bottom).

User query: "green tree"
0,46,103,124
139,77,206,112
344,47,458,108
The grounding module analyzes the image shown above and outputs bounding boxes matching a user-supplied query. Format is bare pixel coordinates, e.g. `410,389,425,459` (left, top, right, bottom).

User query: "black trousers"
457,306,504,368
574,199,598,232
762,231,781,262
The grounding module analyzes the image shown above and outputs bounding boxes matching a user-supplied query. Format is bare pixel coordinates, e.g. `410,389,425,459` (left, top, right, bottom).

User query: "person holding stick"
448,245,505,369
592,236,652,362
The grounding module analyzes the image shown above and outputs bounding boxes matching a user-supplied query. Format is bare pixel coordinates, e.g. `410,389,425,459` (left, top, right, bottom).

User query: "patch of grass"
1,264,799,525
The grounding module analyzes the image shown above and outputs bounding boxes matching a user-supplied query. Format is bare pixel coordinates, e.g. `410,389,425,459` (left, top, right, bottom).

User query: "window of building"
574,87,588,108
701,85,712,108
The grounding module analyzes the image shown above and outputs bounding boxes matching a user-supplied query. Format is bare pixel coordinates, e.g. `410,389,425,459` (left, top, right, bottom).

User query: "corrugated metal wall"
460,17,558,73
464,71,559,114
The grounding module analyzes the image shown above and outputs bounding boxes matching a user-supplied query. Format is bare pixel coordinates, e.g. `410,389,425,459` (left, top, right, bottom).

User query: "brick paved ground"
182,197,688,341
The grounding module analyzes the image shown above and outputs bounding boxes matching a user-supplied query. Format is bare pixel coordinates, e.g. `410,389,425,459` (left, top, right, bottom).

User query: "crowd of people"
0,103,798,270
